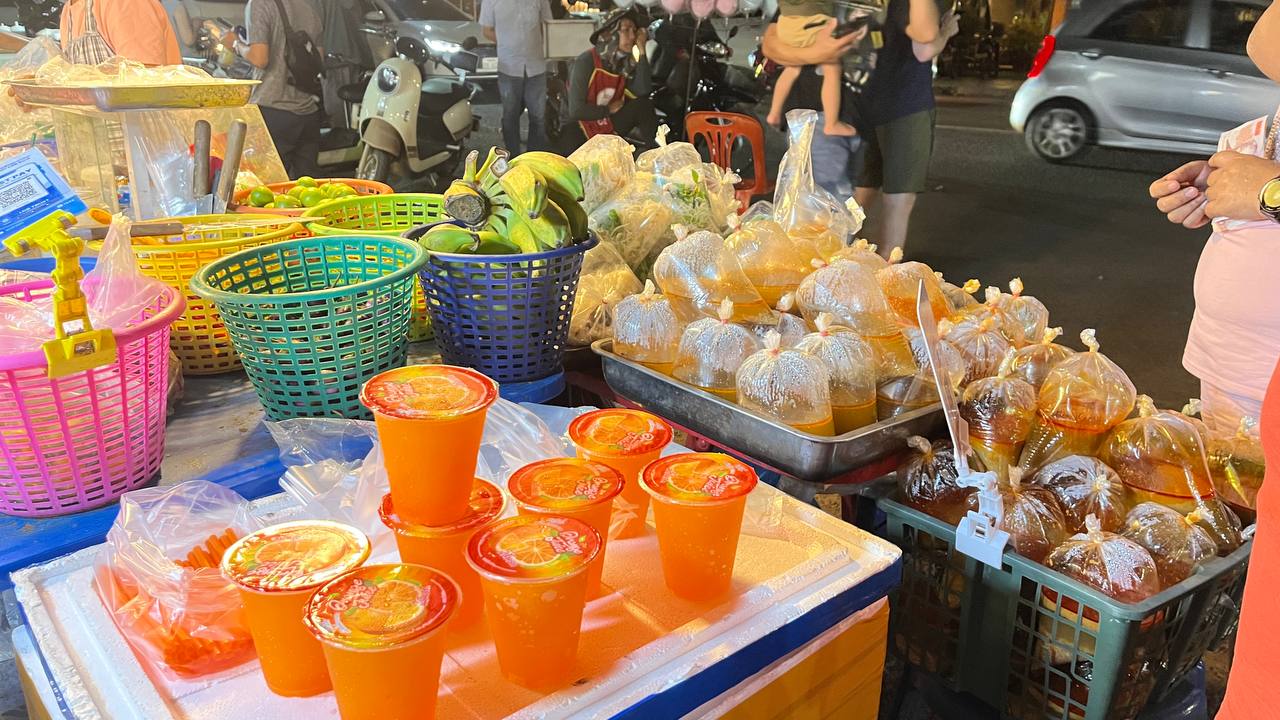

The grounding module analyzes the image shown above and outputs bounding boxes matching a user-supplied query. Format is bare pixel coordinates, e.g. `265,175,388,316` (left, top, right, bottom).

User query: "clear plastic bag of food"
1004,278,1049,347
570,242,643,346
653,226,775,324
748,293,809,348
92,481,263,680
903,326,966,391
899,436,972,524
795,313,879,434
568,133,635,212
736,331,834,435
942,316,1012,386
1045,514,1160,603
1009,327,1074,390
774,109,862,250
939,276,980,315
1031,455,1130,533
612,279,682,373
1120,502,1218,588
672,299,761,401
967,467,1067,562
876,250,950,328
877,373,939,421
588,178,676,275
959,349,1038,479
829,239,888,272
1098,395,1219,513
1208,417,1265,515
725,213,816,308
635,124,703,178
1020,329,1137,471
797,259,916,379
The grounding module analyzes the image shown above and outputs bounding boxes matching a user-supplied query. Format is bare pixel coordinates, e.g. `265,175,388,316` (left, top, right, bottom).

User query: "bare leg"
879,192,917,257
767,65,802,129
820,63,856,136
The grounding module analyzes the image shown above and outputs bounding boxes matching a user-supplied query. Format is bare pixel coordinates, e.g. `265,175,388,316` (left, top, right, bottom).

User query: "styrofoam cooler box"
14,483,900,719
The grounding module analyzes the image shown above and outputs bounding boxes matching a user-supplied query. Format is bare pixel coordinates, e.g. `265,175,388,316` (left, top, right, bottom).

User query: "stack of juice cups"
466,514,601,690
568,408,673,537
221,520,371,697
507,458,625,598
641,453,759,601
378,479,506,628
304,563,459,720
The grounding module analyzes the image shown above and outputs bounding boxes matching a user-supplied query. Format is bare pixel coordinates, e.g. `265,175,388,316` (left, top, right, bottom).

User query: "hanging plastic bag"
92,482,263,680
724,212,816,308
899,436,972,524
612,279,682,373
1045,514,1160,603
569,242,643,346
83,213,170,330
967,467,1067,562
568,133,635,213
1004,278,1049,347
941,316,1012,386
1207,417,1265,515
1031,455,1130,534
736,331,834,434
876,249,950,328
653,226,775,324
796,259,915,379
672,299,761,401
773,109,862,247
795,313,879,434
1019,329,1136,471
1120,503,1218,588
1009,327,1074,391
959,349,1037,479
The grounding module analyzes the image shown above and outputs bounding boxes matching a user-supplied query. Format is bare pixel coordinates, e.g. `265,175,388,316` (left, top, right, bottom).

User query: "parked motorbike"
356,35,478,189
649,17,759,138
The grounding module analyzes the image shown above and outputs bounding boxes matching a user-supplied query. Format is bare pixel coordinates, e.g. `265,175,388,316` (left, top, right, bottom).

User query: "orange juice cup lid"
360,364,499,420
466,515,601,583
507,458,624,512
221,520,371,593
641,453,759,505
378,479,507,537
304,563,459,650
568,408,673,457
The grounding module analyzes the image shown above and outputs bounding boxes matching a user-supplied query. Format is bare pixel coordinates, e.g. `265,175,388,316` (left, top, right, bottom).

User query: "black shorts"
857,108,936,194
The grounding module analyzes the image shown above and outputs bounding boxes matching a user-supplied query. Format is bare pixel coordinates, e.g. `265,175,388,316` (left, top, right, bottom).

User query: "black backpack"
267,0,324,97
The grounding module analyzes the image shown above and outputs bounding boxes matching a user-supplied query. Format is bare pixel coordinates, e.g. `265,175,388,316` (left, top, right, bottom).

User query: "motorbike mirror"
728,25,739,39
364,9,385,22
450,50,480,73
396,36,431,64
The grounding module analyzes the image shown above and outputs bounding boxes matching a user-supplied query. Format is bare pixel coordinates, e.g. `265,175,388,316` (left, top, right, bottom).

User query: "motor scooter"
356,35,478,189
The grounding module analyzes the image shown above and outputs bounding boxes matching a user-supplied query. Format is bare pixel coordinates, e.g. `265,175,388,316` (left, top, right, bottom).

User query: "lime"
320,183,341,198
248,186,275,207
329,182,356,197
274,194,302,209
299,188,325,208
287,185,309,199
295,176,318,188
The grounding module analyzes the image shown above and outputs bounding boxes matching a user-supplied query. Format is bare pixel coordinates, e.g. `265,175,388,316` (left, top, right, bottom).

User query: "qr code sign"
0,177,42,216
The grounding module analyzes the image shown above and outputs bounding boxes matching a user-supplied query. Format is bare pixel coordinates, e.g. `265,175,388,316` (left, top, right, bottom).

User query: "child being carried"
767,1,857,137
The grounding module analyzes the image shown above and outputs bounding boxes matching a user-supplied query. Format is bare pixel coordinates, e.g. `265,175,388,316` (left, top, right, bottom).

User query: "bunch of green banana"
419,223,522,255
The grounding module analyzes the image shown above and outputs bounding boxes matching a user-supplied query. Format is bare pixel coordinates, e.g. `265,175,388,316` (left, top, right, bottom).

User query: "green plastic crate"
878,494,1249,720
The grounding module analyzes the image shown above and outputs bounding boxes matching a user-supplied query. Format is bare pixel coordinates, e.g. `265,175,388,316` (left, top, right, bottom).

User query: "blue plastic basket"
408,224,597,383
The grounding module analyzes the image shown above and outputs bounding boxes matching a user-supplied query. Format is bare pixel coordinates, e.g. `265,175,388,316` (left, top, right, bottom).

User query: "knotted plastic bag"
899,436,972,524
903,326,966,391
1031,455,1130,533
636,124,702,178
570,242,643,346
672,299,761,401
774,109,862,249
588,175,676,275
877,373,939,421
654,226,775,324
1009,326,1074,390
1045,514,1161,603
956,286,1028,348
795,313,879,434
1120,503,1218,588
612,279,682,373
829,238,888,272
93,481,263,680
1004,278,1049,347
664,162,740,233
959,349,1037,479
939,276,981,315
796,259,916,379
748,293,808,348
736,331,834,434
1019,329,1136,471
1208,417,1265,514
725,212,815,308
876,249,950,328
966,467,1067,562
568,133,635,213
941,316,1012,386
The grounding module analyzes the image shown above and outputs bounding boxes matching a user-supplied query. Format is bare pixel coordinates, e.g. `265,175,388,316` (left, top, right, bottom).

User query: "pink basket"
0,280,185,517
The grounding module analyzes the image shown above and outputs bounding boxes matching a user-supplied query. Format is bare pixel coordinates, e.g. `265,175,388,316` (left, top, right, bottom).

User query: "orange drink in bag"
304,564,458,720
221,521,370,697
361,364,498,526
569,409,673,538
467,515,601,690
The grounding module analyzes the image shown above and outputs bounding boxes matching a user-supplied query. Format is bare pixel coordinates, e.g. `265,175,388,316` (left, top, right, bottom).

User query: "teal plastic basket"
190,235,427,420
877,492,1249,720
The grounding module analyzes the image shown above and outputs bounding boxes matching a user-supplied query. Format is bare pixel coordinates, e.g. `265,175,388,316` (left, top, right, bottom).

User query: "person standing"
854,0,958,257
481,0,552,154
317,0,372,130
231,0,324,179
59,0,182,66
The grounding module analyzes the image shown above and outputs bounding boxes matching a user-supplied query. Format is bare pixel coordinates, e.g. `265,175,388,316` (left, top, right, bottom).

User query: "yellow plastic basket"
128,215,310,375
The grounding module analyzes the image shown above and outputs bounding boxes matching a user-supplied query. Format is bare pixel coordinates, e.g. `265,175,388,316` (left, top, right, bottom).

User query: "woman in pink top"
60,0,182,66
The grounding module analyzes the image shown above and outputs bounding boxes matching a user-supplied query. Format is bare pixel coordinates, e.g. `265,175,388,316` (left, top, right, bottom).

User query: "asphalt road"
468,92,1205,409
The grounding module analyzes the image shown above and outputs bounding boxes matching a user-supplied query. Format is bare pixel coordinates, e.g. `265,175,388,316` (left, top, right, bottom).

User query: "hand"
812,19,861,64
941,10,960,40
608,96,625,114
1149,160,1211,229
1206,151,1280,222
636,28,648,56
221,29,240,47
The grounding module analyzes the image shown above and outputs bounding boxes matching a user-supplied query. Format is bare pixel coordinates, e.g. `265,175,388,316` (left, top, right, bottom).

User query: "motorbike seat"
421,78,469,104
338,83,366,104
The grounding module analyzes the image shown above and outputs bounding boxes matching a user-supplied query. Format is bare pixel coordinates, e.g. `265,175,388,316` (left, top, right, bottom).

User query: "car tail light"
1027,35,1056,79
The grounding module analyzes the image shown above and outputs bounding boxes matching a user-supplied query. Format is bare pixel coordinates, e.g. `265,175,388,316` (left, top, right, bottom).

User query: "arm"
629,56,652,97
171,1,197,48
567,52,608,121
480,0,497,42
483,26,496,42
906,0,942,44
762,19,861,67
236,0,271,69
913,9,958,62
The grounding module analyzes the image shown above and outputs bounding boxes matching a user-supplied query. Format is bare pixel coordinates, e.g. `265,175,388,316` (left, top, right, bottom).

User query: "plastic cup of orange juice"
378,478,506,628
466,514,601,690
641,453,759,602
304,563,458,720
507,458,624,598
221,520,370,697
361,364,498,526
567,408,672,538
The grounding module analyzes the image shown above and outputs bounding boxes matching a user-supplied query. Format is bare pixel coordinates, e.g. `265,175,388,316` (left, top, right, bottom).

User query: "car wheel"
1025,104,1091,163
357,146,393,183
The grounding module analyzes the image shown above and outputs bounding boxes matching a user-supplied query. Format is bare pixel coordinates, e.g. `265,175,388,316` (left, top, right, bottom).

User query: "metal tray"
593,339,944,482
4,80,257,112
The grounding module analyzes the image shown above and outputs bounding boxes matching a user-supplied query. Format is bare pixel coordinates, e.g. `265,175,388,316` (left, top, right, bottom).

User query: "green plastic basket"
877,493,1249,720
301,193,443,342
189,235,427,420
